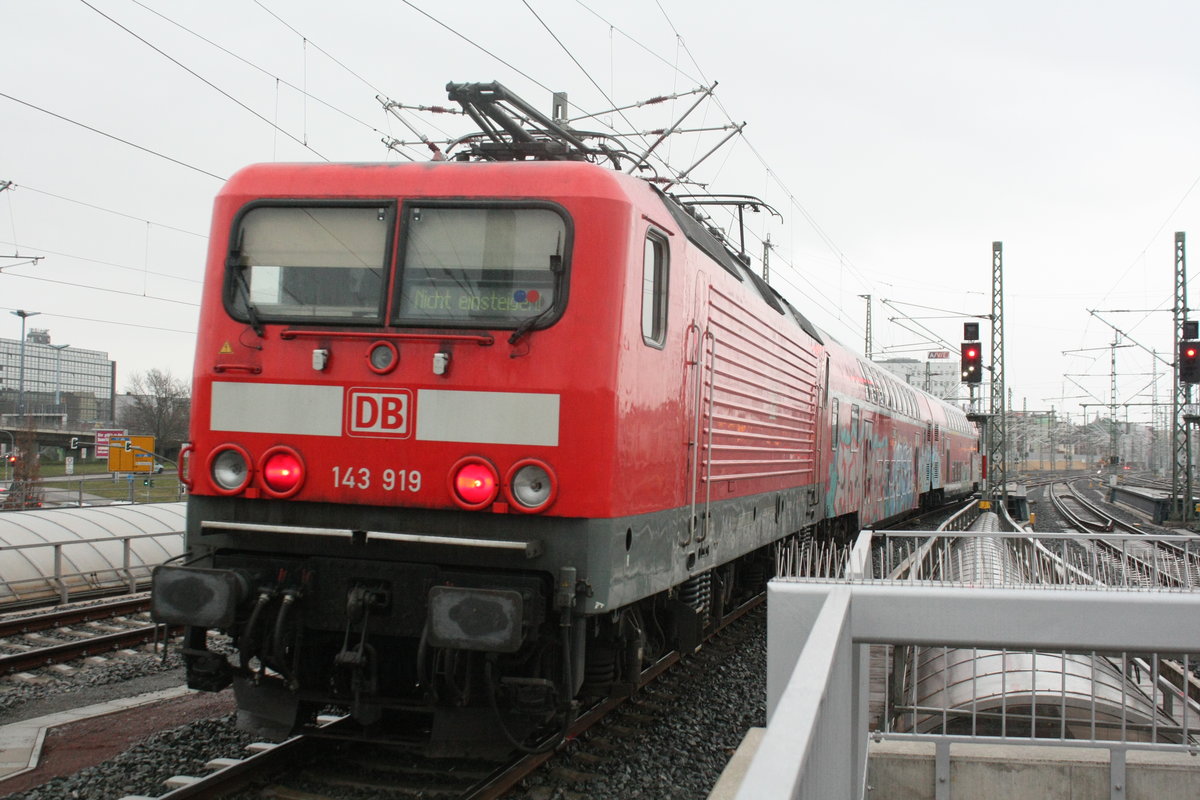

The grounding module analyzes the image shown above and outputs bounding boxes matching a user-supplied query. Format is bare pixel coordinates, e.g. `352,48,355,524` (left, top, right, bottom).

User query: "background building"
875,354,962,404
0,329,116,429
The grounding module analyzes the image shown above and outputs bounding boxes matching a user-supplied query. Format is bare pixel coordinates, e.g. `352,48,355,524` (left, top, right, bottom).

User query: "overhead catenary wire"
78,0,328,162
0,240,201,285
127,0,410,155
13,184,208,240
0,92,225,182
2,270,200,307
0,305,195,336
519,0,669,177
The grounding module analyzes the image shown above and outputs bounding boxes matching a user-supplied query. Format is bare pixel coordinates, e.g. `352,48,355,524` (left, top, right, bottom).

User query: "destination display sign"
403,285,549,317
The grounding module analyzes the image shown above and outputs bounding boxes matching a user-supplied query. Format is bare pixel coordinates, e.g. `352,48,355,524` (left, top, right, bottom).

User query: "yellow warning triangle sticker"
219,341,234,354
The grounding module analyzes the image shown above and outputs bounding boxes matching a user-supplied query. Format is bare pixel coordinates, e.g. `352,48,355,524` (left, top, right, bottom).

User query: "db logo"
347,389,412,438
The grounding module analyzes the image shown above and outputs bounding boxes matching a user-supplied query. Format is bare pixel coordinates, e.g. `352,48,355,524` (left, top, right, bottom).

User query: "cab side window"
642,230,669,347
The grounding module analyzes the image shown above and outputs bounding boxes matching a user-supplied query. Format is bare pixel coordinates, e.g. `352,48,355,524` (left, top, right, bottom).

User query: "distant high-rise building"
0,331,116,428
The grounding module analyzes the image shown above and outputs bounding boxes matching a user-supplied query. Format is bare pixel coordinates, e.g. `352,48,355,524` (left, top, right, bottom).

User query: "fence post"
53,544,67,604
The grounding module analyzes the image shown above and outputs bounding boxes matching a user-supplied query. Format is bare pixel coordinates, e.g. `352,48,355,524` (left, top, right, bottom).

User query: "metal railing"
872,530,1200,591
734,529,1200,800
0,530,183,606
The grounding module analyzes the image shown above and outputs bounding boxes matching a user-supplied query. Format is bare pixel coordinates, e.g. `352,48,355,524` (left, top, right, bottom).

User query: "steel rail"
0,623,168,674
1061,479,1200,589
1049,482,1113,532
150,725,331,799
0,595,150,638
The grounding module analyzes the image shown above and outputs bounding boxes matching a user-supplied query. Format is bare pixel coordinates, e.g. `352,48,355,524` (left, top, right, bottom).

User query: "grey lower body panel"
186,485,823,616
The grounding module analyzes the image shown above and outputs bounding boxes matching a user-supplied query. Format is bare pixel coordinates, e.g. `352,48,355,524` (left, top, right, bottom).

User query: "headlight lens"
210,447,250,493
505,459,557,513
367,341,398,374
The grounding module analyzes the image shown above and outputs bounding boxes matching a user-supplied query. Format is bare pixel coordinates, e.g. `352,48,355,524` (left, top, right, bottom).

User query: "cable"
253,1,386,96
0,240,201,284
0,305,196,336
400,0,552,94
1,270,200,307
128,0,398,150
78,0,327,161
0,92,224,182
572,0,701,86
520,0,654,158
11,185,207,239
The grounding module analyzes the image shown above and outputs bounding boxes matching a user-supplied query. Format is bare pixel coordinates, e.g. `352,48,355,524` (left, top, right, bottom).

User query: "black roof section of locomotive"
655,187,823,345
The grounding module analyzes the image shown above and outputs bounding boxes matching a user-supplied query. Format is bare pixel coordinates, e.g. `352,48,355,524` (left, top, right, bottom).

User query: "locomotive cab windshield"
227,203,394,324
224,200,571,333
395,203,569,330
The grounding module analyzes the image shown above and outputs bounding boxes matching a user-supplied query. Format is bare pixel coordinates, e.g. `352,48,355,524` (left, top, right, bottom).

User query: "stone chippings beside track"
6,715,257,800
1,609,766,799
0,644,183,722
510,608,767,800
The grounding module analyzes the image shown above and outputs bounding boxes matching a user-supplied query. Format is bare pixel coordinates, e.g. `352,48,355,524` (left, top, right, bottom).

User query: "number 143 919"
331,466,422,492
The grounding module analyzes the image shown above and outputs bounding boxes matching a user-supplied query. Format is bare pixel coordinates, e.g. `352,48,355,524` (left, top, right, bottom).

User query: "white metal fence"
734,529,1200,800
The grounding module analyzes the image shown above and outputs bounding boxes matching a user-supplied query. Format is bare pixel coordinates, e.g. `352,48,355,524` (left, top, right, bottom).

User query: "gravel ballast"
2,610,767,799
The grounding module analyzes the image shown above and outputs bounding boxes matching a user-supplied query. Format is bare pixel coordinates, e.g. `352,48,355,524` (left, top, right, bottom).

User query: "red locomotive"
152,82,979,750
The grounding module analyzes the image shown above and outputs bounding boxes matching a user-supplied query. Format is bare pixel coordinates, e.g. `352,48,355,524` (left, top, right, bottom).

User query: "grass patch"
39,460,117,478
42,474,185,504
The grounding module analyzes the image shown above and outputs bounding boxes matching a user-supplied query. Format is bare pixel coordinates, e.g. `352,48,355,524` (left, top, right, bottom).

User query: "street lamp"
50,343,69,416
11,310,41,419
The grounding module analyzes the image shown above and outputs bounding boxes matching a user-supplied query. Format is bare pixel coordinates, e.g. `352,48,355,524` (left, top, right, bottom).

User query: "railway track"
0,594,170,675
1048,481,1113,531
142,595,764,800
1046,479,1200,589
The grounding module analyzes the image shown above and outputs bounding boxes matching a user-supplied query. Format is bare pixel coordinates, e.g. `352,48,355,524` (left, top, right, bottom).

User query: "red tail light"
449,457,499,509
260,447,305,497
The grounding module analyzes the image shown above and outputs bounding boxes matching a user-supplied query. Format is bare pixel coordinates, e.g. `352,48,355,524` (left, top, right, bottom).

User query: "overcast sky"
3,0,1198,425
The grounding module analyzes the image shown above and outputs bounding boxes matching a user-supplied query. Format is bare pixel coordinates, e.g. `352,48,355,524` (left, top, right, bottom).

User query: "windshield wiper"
508,305,556,347
508,250,563,347
234,263,265,338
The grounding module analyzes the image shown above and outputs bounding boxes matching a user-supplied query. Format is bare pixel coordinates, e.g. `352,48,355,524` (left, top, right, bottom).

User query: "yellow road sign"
108,436,157,472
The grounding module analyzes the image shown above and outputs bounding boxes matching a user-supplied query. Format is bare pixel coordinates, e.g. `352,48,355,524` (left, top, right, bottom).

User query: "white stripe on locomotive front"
209,381,560,447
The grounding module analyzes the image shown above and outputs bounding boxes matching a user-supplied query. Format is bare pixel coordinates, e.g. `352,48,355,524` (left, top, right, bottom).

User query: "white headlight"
511,463,552,508
211,448,249,491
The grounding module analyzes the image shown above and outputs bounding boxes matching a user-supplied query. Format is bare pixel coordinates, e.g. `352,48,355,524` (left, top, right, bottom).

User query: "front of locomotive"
151,160,638,746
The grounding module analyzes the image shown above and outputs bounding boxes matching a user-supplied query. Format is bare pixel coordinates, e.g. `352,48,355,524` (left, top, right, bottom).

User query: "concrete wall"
867,740,1200,800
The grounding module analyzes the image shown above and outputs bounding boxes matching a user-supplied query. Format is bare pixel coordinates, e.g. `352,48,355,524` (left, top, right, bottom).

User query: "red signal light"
1181,340,1200,384
449,457,499,509
260,447,305,497
961,340,983,384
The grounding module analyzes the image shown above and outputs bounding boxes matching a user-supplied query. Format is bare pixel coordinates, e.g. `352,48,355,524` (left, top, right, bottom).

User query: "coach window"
227,204,392,324
851,404,861,450
642,230,669,347
831,398,840,450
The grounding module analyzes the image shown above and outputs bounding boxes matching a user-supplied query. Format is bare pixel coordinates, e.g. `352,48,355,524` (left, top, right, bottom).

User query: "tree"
118,369,191,456
2,427,44,510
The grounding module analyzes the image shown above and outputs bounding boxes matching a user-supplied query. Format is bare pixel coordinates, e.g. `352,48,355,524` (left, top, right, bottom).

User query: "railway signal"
961,341,982,384
1180,340,1200,383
